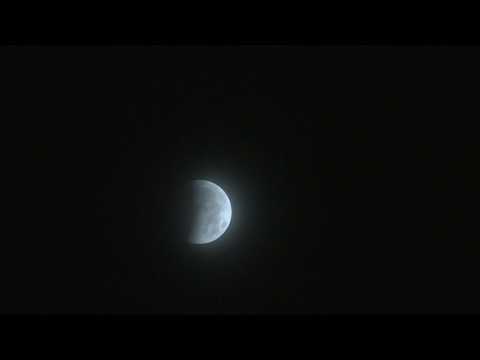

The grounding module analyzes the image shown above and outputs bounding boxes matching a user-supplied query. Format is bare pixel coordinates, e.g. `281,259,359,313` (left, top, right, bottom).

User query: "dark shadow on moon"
170,181,196,246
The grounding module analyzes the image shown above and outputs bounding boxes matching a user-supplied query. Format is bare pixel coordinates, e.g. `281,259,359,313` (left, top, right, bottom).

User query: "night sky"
3,46,479,313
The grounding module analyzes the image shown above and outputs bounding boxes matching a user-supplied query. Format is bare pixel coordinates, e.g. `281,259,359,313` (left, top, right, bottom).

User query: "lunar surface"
189,180,232,245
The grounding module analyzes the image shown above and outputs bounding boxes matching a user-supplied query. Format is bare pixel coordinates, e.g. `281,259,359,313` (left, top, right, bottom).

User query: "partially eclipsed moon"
189,180,232,245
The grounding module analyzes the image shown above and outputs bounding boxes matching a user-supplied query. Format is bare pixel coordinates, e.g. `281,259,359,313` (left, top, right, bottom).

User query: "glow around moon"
189,180,232,245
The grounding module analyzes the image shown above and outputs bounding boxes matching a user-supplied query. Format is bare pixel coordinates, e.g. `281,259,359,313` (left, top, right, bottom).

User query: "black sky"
3,46,479,313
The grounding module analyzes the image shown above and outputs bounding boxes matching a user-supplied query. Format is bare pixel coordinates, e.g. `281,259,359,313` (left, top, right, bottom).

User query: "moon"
189,180,232,245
